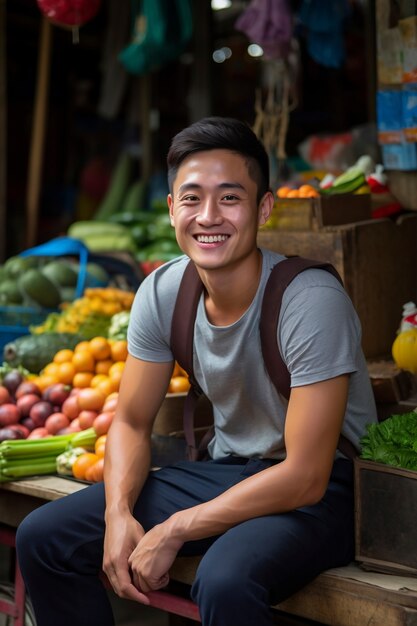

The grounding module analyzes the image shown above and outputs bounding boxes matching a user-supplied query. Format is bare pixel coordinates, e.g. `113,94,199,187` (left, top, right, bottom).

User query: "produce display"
29,287,134,338
0,331,191,483
0,254,109,307
360,412,417,471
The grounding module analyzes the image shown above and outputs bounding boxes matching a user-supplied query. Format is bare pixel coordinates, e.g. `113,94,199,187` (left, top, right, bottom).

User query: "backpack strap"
260,257,343,400
171,257,357,462
170,261,208,461
260,256,357,460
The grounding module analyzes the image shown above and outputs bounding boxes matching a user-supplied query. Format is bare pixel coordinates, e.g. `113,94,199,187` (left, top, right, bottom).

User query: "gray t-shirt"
128,248,377,460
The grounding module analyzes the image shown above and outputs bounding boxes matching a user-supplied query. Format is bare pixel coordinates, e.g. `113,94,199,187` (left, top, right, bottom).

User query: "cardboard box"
264,194,372,232
354,458,417,576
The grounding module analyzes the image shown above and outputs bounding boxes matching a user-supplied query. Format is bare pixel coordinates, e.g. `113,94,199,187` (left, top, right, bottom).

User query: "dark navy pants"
16,457,354,626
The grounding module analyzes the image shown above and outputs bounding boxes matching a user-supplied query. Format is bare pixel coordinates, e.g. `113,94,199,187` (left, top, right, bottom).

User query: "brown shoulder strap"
170,261,206,460
260,256,357,460
260,257,343,400
171,257,357,461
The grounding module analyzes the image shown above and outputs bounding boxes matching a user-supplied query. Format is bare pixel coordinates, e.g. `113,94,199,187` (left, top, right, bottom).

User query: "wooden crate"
257,214,417,359
354,458,417,576
265,194,371,231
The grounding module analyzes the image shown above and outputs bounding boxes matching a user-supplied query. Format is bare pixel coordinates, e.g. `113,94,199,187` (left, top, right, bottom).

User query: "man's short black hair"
167,117,270,202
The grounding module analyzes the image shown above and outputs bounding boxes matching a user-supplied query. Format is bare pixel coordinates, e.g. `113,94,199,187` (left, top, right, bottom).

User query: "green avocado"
18,269,61,309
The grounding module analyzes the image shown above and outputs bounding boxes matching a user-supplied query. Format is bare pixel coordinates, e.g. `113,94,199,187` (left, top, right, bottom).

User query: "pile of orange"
276,184,319,199
32,337,128,394
72,434,107,482
168,362,191,394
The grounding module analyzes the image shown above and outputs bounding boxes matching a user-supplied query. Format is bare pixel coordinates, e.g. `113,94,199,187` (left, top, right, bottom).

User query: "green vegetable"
56,447,88,475
108,311,130,340
0,457,58,481
93,152,133,220
18,269,62,309
0,430,98,482
3,332,85,374
360,412,417,470
70,427,97,450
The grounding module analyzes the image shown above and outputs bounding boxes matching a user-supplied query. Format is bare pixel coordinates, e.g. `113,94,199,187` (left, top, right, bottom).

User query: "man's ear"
167,194,175,226
258,191,274,226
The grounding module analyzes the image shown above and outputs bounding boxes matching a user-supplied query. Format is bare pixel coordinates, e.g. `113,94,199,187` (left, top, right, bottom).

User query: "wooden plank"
277,587,417,626
0,475,86,500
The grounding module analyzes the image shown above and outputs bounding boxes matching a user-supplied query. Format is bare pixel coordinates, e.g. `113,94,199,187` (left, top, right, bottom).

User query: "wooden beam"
0,0,6,261
26,16,52,248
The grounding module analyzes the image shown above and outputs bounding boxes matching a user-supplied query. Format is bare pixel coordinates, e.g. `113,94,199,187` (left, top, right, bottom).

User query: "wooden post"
26,16,52,248
0,0,6,261
139,73,152,185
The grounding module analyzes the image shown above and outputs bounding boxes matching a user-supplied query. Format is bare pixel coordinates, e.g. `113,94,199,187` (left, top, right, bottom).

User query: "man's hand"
128,521,184,593
103,514,150,604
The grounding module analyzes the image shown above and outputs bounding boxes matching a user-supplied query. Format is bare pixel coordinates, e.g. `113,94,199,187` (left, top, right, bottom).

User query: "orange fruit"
74,341,91,353
93,411,114,436
72,350,96,373
90,457,105,482
169,376,191,394
276,186,291,198
108,361,125,376
72,452,99,480
53,349,74,364
286,189,300,198
110,340,128,362
78,409,98,430
107,369,123,392
103,393,118,412
95,359,113,375
90,374,109,388
57,362,76,385
36,375,59,392
95,434,107,458
42,362,60,378
77,387,106,412
89,337,112,361
72,372,94,389
96,378,116,397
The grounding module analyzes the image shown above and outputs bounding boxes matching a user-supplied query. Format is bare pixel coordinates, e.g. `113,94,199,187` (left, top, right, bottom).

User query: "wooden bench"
2,476,417,625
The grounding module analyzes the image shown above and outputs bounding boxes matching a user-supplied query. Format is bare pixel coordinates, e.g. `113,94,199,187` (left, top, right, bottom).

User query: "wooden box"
266,194,371,231
153,393,213,436
257,214,417,359
354,458,417,576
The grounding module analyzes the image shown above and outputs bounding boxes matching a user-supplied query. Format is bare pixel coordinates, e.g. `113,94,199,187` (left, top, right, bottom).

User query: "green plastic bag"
119,0,193,74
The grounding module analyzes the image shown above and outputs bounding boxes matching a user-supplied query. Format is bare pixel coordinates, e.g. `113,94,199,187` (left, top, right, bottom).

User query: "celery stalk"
0,439,73,459
0,458,58,482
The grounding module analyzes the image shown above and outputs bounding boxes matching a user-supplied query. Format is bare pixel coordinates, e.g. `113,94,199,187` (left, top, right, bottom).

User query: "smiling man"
16,117,377,626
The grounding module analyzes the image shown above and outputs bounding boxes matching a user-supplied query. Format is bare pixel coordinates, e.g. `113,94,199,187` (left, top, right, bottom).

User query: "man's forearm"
165,458,328,544
104,420,152,520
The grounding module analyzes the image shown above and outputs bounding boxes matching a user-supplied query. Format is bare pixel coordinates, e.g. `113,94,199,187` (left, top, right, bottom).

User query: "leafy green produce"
360,412,417,470
3,333,85,374
108,311,130,340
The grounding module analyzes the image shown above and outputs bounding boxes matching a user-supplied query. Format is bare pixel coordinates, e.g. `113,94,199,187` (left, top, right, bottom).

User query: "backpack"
170,256,358,462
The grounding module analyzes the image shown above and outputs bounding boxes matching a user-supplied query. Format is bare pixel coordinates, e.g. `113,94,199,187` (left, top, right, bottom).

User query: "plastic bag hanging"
235,0,293,60
36,0,102,43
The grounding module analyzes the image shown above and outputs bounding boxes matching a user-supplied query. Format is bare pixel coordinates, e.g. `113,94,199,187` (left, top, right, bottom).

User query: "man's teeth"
196,235,228,243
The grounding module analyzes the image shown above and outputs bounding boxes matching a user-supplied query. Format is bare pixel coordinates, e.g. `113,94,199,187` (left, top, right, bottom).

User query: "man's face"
167,149,271,271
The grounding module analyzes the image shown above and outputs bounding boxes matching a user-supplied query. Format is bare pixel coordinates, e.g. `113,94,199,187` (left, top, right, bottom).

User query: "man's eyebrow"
178,182,246,194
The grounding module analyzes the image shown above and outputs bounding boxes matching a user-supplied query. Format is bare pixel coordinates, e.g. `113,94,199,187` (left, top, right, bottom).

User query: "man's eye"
222,194,238,201
183,195,199,202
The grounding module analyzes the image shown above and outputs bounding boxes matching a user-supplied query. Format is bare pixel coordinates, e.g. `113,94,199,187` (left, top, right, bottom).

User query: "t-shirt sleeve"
278,271,362,387
127,259,186,363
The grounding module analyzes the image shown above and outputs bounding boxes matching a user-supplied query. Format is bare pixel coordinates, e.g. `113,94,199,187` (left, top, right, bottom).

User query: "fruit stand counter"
2,478,417,625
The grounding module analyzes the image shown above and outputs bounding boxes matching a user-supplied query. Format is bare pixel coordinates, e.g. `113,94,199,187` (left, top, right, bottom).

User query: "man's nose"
197,198,222,224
